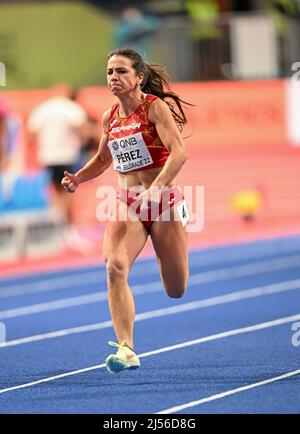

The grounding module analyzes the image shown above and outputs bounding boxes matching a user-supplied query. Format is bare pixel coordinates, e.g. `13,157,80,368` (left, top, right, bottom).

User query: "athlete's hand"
61,171,80,193
136,185,162,211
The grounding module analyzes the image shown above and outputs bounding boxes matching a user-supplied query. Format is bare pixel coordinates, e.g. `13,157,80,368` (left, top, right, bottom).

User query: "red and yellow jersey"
106,94,170,173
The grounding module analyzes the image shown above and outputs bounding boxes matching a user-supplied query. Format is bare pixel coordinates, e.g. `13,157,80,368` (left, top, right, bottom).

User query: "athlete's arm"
61,110,112,192
148,98,187,188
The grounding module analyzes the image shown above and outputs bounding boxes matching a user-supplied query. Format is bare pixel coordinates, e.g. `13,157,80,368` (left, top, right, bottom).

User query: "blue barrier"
0,171,50,213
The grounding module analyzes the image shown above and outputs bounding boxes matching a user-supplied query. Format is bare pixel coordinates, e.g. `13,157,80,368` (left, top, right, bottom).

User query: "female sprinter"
61,48,190,374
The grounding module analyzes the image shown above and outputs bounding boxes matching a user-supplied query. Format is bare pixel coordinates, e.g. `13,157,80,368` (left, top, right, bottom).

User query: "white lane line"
156,369,300,414
1,278,300,348
1,240,300,298
188,239,300,265
0,363,106,395
0,313,299,395
1,254,300,319
0,272,106,299
0,293,106,320
0,282,161,320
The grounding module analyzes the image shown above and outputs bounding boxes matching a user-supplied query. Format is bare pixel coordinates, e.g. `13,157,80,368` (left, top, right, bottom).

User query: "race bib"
176,200,190,227
108,132,153,172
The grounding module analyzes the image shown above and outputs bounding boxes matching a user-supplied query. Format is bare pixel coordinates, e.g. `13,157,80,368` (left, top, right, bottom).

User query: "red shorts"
117,186,183,232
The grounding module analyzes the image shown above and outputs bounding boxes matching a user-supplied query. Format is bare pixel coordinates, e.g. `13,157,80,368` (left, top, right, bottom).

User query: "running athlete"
61,48,190,374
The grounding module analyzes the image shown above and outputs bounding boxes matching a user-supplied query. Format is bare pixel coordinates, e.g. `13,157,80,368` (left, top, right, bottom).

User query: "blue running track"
0,235,300,414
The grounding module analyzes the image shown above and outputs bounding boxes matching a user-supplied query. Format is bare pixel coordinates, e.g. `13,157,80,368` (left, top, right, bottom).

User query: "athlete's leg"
150,206,189,298
103,201,148,350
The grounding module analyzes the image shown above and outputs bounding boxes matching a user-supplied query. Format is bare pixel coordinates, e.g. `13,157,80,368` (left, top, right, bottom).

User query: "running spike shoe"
105,340,141,374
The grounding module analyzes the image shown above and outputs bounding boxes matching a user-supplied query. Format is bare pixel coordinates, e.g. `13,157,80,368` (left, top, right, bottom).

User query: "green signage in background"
0,1,115,89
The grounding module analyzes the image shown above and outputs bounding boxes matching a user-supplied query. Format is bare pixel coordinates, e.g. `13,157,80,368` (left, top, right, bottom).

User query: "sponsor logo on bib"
108,132,153,172
111,141,119,151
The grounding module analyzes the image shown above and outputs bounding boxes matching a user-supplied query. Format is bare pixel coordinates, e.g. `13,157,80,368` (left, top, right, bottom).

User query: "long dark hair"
107,48,192,132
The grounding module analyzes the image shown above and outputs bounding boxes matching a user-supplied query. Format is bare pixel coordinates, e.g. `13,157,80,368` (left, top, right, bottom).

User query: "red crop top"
106,94,170,173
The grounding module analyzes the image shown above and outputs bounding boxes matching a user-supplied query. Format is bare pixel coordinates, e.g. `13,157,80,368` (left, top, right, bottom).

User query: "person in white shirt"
27,96,87,226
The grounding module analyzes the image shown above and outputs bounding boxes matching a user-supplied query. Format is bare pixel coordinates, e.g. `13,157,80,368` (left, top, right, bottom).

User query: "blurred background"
1,0,300,274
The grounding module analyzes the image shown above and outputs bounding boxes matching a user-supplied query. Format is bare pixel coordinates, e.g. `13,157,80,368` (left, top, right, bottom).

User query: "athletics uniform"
106,94,185,231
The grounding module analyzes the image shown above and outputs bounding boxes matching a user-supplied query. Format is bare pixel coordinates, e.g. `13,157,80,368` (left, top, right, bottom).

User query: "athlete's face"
107,55,143,96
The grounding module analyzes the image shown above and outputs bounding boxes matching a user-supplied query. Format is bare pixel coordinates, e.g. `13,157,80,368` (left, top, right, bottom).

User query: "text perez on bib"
108,132,153,172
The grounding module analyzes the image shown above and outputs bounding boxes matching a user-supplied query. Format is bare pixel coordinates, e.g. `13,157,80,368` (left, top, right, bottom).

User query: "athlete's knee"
165,282,187,299
164,274,188,298
105,258,128,285
167,288,185,298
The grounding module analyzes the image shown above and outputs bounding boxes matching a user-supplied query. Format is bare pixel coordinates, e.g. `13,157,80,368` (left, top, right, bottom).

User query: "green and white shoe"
105,341,141,374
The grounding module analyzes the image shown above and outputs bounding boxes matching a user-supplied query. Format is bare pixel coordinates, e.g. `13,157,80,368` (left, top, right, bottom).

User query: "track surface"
0,235,300,414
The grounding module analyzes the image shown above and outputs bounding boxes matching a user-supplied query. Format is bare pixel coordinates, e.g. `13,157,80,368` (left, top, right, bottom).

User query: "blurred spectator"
185,0,220,39
0,97,23,222
27,95,87,228
114,6,159,55
0,96,20,175
266,0,300,74
0,97,9,170
232,189,263,222
268,0,300,35
185,0,222,80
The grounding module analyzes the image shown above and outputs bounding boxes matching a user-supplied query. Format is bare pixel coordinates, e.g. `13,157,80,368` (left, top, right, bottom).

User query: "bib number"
176,200,189,227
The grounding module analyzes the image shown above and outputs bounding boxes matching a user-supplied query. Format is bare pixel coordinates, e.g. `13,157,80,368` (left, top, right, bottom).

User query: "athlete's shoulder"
148,96,169,122
145,93,158,102
102,108,112,132
109,102,119,117
104,103,120,127
102,108,111,122
144,94,166,115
